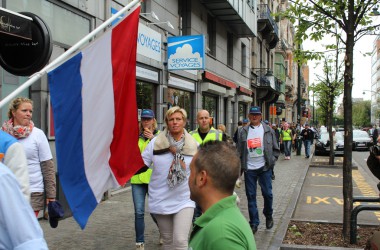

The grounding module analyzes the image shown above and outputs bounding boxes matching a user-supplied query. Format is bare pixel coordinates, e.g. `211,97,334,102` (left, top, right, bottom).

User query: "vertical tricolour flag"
47,5,143,229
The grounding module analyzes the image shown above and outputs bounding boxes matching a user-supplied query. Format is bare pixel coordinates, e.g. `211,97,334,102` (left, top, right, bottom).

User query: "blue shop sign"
167,35,205,70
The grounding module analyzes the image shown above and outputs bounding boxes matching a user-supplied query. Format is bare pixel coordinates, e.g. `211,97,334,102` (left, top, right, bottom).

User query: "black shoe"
305,156,309,158
271,174,275,180
251,225,258,234
266,217,274,229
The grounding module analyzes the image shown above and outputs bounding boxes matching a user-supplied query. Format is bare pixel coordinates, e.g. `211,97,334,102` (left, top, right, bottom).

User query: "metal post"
297,53,301,124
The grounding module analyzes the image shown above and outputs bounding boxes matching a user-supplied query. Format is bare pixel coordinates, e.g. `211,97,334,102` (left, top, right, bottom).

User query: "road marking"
311,173,342,178
311,184,343,188
352,170,380,221
314,196,330,204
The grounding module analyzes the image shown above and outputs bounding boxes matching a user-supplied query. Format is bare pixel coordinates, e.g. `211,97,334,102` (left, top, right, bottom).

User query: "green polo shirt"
189,196,256,250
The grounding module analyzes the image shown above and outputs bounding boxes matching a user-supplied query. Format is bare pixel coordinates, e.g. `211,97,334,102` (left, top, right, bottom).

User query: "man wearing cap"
237,106,280,234
190,109,223,222
300,123,314,158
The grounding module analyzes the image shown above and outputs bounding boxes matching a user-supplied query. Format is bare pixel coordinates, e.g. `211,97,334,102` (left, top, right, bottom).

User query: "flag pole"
0,0,141,109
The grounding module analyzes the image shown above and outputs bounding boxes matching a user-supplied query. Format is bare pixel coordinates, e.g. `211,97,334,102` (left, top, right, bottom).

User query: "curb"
269,151,313,250
280,244,362,250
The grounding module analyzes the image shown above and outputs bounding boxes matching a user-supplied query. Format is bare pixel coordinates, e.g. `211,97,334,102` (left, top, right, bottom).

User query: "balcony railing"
257,4,279,48
200,0,257,37
258,4,279,37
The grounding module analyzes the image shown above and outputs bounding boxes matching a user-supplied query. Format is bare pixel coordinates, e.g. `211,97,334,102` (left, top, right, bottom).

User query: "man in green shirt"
188,141,256,250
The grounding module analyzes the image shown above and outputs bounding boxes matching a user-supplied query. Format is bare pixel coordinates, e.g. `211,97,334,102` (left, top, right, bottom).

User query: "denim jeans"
132,183,152,243
304,140,312,157
283,140,292,157
244,168,273,227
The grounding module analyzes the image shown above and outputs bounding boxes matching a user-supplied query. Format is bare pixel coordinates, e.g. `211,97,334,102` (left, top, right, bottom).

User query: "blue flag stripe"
48,53,97,229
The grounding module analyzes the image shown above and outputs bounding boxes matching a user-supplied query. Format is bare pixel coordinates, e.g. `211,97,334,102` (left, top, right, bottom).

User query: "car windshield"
335,132,344,140
320,133,329,141
320,132,343,141
353,130,370,138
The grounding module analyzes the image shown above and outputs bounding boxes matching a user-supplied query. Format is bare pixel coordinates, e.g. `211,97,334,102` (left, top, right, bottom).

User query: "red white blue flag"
47,5,143,229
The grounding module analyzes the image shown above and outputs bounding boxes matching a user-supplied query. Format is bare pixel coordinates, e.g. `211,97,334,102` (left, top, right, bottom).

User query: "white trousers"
154,207,194,250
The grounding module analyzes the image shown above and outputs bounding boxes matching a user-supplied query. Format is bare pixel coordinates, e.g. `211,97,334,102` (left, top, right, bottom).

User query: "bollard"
296,136,302,155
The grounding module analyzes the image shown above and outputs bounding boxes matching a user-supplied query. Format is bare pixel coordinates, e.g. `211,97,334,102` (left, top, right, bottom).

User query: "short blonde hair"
165,106,187,126
8,97,33,119
217,124,226,133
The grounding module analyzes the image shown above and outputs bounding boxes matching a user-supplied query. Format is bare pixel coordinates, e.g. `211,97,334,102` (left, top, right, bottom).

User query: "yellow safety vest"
130,130,160,184
281,129,292,141
190,127,222,145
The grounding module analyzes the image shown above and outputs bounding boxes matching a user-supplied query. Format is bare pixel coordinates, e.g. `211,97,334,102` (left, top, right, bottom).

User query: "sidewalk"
40,150,310,250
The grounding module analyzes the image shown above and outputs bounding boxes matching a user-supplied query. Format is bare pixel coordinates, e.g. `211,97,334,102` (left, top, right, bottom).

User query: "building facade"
0,0,259,137
371,37,380,125
0,0,309,156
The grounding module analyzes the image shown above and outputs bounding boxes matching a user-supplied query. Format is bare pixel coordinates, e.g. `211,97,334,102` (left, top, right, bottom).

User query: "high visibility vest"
190,127,222,145
281,129,292,141
130,130,160,184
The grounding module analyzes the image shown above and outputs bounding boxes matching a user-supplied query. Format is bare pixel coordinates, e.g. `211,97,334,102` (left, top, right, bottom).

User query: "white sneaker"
136,243,144,250
235,178,242,188
233,192,240,205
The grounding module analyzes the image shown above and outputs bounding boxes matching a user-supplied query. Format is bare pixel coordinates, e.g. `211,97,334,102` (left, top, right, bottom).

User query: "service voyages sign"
167,35,205,70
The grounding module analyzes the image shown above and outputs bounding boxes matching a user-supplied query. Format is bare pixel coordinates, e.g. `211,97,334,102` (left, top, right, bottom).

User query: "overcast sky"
304,23,379,104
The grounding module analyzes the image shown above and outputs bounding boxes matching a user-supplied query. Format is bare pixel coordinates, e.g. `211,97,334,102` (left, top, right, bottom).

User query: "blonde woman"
2,97,56,217
141,106,197,250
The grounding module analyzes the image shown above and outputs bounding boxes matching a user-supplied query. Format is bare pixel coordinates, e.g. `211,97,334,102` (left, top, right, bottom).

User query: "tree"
283,0,380,240
352,100,371,127
310,55,344,165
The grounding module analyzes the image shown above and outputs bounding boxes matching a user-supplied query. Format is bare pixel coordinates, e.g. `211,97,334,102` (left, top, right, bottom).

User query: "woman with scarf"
141,106,197,250
2,97,56,217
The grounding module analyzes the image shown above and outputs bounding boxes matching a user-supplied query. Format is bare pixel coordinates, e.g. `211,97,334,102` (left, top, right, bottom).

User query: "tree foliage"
310,53,344,165
352,100,371,127
282,0,380,240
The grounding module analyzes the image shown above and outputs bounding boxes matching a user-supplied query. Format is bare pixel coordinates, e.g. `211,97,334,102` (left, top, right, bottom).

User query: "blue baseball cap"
141,109,155,118
249,106,262,114
48,201,64,228
243,119,249,123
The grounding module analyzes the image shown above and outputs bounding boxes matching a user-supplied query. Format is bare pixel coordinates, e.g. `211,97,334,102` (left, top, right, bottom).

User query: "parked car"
352,130,373,151
314,131,344,156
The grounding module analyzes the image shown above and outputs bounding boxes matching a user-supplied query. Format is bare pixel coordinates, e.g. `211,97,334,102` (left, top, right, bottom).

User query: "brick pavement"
40,150,309,250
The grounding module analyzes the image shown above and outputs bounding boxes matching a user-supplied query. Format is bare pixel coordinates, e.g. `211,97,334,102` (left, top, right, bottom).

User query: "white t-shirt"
247,124,266,170
142,137,195,215
0,163,48,250
18,128,52,193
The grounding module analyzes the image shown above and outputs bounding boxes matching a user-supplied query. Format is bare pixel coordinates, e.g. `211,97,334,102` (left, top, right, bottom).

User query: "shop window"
166,88,193,131
238,102,247,122
1,71,29,122
202,94,218,128
7,0,91,47
136,81,155,110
